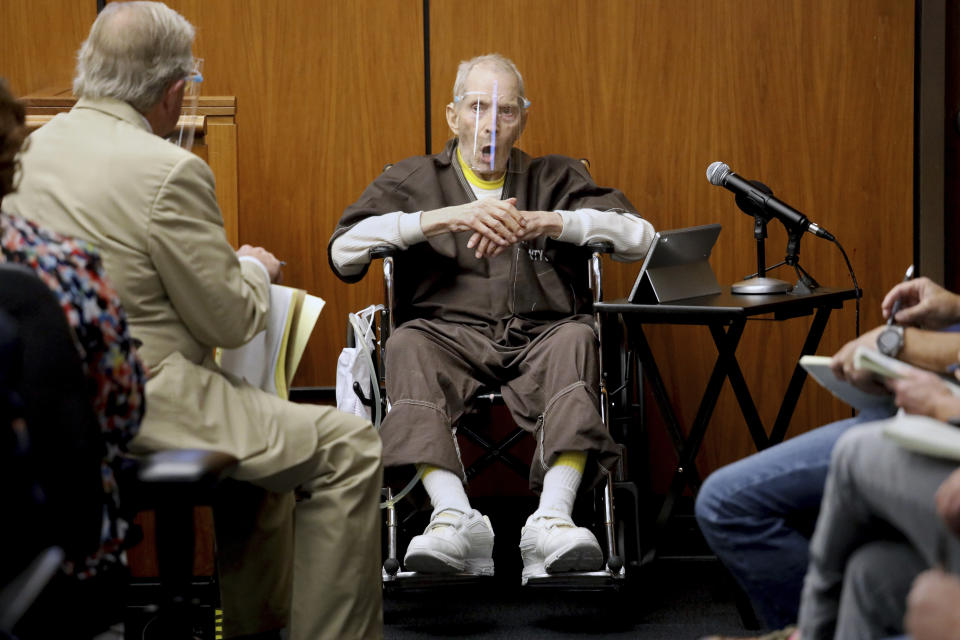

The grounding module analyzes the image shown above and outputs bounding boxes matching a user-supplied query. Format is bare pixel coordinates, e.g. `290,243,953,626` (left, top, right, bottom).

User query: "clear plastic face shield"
167,58,203,151
449,82,529,178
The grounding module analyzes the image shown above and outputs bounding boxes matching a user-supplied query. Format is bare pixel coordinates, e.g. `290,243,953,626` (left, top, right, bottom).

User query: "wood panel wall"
0,1,95,96
5,1,915,483
153,0,425,387
428,0,914,484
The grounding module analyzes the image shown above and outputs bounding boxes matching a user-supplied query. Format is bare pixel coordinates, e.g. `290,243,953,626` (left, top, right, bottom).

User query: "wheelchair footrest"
382,570,495,589
521,567,625,589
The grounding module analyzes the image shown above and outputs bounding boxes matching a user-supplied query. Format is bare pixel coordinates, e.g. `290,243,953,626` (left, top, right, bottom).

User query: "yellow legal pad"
216,284,325,399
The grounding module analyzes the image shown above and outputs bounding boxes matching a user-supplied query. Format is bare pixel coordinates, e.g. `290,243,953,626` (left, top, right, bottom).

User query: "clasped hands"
420,198,563,259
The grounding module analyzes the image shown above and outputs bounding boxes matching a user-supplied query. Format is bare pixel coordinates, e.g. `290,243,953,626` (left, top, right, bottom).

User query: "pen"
887,264,915,325
936,527,950,570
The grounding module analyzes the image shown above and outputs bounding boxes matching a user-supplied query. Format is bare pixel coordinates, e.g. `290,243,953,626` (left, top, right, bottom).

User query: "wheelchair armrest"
586,241,614,254
586,242,613,305
120,449,236,546
369,245,398,260
135,449,238,488
368,246,398,340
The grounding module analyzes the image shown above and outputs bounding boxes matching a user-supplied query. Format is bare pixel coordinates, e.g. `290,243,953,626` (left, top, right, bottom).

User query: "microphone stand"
784,230,820,294
731,213,792,294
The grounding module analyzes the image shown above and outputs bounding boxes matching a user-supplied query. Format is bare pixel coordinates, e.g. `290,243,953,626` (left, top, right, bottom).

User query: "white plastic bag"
337,304,421,507
335,304,383,427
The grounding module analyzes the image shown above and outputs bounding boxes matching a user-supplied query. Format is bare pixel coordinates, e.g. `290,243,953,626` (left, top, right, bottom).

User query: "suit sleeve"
147,154,270,349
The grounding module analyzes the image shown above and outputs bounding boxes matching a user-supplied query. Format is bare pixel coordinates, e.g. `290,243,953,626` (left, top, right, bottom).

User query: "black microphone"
706,161,835,241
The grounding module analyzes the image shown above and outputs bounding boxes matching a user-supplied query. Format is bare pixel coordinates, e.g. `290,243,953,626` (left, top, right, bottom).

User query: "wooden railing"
20,88,240,247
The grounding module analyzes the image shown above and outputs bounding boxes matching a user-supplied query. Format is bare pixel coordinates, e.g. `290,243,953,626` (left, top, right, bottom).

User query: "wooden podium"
20,87,240,247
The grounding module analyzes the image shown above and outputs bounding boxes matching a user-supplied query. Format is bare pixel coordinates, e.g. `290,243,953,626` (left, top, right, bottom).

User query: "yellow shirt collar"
457,147,506,190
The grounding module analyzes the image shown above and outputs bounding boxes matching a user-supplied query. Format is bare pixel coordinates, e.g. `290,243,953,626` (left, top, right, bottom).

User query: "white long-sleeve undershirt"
331,181,655,276
331,207,655,277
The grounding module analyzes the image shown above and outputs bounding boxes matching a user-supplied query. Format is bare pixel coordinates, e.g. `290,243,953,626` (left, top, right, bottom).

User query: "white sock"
419,465,471,515
533,461,583,519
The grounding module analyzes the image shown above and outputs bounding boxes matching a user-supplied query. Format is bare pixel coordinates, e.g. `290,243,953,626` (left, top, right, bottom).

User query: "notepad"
800,346,960,460
801,347,960,412
799,355,894,411
853,346,960,397
883,413,960,462
217,284,325,399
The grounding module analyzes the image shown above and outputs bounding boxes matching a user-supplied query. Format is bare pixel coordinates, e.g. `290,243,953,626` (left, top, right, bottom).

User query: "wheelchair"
348,241,643,590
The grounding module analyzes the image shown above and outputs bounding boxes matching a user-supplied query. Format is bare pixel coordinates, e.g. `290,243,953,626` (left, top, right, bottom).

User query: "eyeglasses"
453,92,530,123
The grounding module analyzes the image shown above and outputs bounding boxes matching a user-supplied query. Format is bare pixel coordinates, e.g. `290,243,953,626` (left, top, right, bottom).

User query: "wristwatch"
876,324,905,358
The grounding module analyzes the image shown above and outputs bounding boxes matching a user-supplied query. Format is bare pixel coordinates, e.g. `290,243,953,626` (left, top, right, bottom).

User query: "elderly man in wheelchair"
328,53,655,582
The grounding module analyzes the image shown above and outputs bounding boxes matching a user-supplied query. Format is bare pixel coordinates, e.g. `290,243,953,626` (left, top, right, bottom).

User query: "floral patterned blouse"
0,210,145,578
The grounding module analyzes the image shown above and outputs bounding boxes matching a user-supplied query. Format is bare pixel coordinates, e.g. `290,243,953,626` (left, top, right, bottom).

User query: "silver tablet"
628,223,722,303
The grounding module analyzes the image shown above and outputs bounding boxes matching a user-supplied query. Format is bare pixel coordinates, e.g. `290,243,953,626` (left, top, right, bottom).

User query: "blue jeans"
693,406,893,628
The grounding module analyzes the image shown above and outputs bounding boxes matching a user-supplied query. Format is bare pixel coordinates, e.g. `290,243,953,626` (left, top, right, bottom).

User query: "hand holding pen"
884,264,914,325
237,244,284,283
881,269,960,330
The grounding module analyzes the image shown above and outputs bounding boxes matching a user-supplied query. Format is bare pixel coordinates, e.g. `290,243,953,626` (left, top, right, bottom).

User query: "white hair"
452,53,525,100
73,1,195,113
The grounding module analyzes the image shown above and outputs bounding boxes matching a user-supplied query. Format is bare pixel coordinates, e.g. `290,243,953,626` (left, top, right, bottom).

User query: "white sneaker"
519,513,603,579
403,508,495,575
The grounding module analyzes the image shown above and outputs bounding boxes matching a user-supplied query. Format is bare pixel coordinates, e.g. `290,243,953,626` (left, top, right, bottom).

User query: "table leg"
629,325,687,459
711,322,769,451
767,306,833,446
653,320,746,534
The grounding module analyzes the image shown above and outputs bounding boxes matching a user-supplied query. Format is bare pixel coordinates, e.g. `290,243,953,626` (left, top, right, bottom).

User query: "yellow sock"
534,451,587,518
552,451,587,473
418,463,440,478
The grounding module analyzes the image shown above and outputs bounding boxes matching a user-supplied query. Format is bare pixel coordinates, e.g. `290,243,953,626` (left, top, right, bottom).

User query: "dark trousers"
380,317,618,492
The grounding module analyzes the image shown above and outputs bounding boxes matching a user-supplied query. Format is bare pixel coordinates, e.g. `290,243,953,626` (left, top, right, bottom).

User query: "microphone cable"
831,237,861,338
708,161,860,338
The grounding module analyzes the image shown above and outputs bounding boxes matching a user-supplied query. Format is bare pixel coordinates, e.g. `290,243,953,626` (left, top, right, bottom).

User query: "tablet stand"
634,260,722,303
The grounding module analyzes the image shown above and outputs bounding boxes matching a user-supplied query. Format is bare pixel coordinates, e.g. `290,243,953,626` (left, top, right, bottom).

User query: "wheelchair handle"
352,381,376,408
369,246,398,260
586,241,613,254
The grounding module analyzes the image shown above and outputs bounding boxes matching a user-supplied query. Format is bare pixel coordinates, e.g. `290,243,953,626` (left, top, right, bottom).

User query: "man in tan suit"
3,3,383,638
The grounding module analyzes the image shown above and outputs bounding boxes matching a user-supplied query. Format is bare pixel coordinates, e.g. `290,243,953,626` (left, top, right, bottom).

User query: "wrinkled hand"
885,368,960,420
515,210,563,241
829,326,889,395
422,198,526,259
905,569,960,640
936,468,960,536
237,244,283,283
882,277,960,329
467,209,563,259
